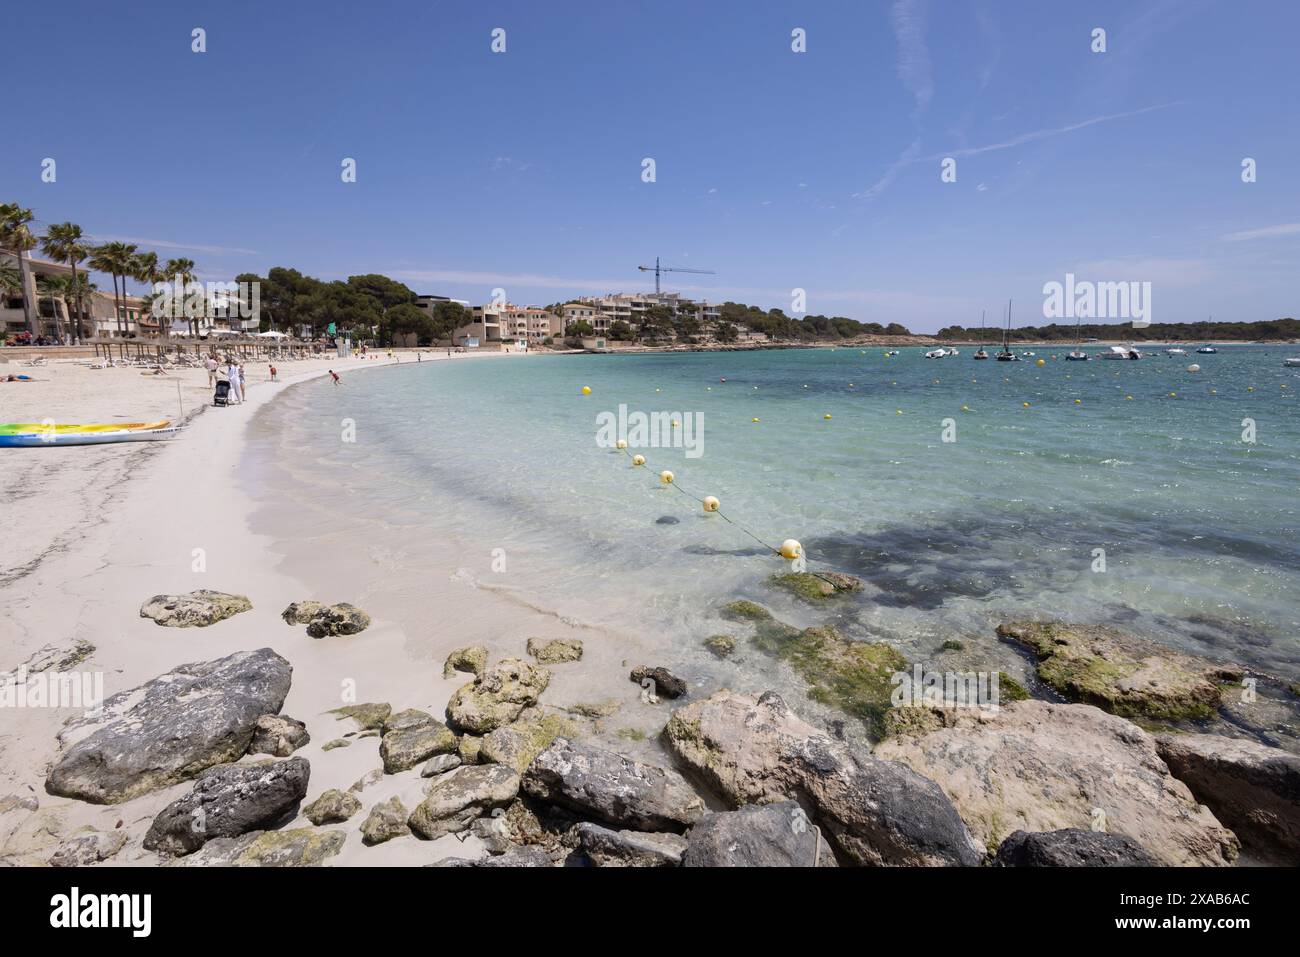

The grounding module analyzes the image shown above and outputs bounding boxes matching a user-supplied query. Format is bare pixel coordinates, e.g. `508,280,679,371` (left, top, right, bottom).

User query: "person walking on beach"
226,359,243,404
238,362,247,397
205,355,218,386
329,369,341,385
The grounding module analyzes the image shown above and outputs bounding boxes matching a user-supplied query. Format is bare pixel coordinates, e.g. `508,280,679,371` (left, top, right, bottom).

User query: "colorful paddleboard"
0,421,179,448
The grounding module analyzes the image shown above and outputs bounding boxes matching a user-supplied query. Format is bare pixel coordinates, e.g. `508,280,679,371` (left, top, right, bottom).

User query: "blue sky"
5,0,1297,332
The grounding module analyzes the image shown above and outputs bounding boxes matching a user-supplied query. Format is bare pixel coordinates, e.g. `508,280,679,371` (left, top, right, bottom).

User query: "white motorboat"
1100,344,1142,360
925,348,949,358
1196,345,1217,354
1284,357,1300,367
1165,347,1187,356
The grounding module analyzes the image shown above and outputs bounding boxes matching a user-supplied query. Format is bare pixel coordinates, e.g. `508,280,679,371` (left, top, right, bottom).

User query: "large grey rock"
874,700,1239,866
522,737,703,833
408,764,520,839
303,789,362,825
1156,732,1300,864
665,690,981,866
45,648,293,804
996,620,1242,721
171,828,343,866
576,822,687,867
683,802,836,867
48,828,128,867
139,590,251,627
142,757,310,856
248,714,310,757
360,796,410,845
993,828,1159,867
379,713,458,773
446,658,550,734
421,754,462,778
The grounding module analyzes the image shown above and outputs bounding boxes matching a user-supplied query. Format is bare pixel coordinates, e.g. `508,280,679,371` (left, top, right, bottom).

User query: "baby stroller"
213,379,232,407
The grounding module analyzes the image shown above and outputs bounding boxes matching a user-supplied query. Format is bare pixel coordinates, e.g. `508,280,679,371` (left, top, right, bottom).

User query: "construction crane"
637,257,715,295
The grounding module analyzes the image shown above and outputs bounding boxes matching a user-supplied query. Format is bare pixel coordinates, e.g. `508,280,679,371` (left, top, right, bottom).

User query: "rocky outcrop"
361,797,411,845
379,711,458,773
1155,732,1300,863
993,828,1159,867
303,603,371,638
143,758,310,856
630,666,687,699
46,648,293,804
526,638,583,664
522,738,703,833
446,658,551,734
248,714,310,757
443,646,488,680
172,828,344,866
874,700,1239,866
682,802,835,867
665,691,981,866
304,789,362,825
480,713,576,774
48,828,128,867
575,822,688,867
997,620,1242,721
408,765,520,839
139,590,252,627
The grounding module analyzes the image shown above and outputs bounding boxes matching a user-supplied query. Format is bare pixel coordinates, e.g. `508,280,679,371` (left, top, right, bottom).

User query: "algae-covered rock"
304,789,362,825
446,658,551,734
140,590,251,628
174,827,344,866
248,714,310,757
526,638,583,664
408,765,520,839
443,646,488,680
480,713,577,774
704,635,736,659
328,702,391,733
361,796,410,845
769,571,862,601
380,715,458,773
281,601,325,625
720,600,772,622
997,620,1242,721
322,739,350,751
304,602,370,638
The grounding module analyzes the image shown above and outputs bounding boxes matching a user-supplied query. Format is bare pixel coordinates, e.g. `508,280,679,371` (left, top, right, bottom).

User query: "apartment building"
453,303,561,346
566,291,720,333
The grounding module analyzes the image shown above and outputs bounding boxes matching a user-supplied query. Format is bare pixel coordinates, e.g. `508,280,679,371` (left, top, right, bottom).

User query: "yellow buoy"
961,405,970,412
659,470,674,485
1248,386,1255,392
779,539,802,560
896,409,903,415
1022,402,1031,407
632,454,646,466
1036,358,1045,367
1169,392,1177,397
615,439,628,450
1125,395,1133,401
703,496,720,513
671,420,680,428
581,385,591,395
824,413,832,420
1074,399,1082,404
752,417,760,423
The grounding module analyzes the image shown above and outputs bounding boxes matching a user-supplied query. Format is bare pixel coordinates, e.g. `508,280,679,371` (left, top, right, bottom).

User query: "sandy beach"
0,348,556,865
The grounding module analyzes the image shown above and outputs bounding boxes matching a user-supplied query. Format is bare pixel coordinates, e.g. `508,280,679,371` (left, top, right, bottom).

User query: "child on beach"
329,369,340,385
269,364,278,381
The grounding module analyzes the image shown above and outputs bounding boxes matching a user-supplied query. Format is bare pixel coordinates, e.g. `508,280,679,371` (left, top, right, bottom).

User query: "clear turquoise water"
249,346,1300,713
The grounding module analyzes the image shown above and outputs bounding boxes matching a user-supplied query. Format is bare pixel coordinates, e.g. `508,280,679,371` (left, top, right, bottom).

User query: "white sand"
0,348,564,866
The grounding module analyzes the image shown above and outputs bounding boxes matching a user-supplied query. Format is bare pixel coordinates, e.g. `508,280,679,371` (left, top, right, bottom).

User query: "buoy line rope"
615,445,844,590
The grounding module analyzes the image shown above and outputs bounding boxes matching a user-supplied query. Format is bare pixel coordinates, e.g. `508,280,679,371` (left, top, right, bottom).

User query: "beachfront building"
1,254,150,340
453,302,561,347
570,292,721,332
561,302,605,332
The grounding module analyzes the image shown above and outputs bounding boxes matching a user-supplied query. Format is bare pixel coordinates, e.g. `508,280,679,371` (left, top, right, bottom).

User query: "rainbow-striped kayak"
0,420,180,447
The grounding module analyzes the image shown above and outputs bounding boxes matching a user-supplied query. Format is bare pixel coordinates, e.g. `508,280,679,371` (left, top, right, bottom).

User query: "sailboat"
996,300,1020,361
973,310,989,359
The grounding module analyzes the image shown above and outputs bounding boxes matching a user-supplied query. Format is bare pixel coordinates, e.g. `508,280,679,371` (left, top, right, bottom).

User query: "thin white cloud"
853,138,923,201
918,103,1180,162
892,0,933,111
86,235,260,256
1221,222,1300,242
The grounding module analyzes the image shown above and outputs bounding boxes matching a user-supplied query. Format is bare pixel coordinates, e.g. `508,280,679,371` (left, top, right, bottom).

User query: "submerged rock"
446,658,551,734
45,648,292,804
143,758,310,856
683,802,835,868
361,796,411,845
49,828,128,867
139,590,251,628
408,765,520,839
769,571,862,601
304,789,361,825
522,738,703,832
1156,732,1300,864
173,828,344,866
576,822,688,867
993,828,1159,867
380,714,459,773
874,700,1239,865
629,665,687,699
665,690,980,866
704,635,736,659
248,714,310,757
304,602,371,638
443,645,489,680
719,600,773,622
526,638,583,664
997,620,1242,721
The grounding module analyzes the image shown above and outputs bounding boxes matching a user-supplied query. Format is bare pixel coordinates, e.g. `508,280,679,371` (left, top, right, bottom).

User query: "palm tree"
89,241,136,337
164,257,197,335
36,275,72,336
0,204,39,336
131,251,162,338
41,222,90,344
62,273,97,340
